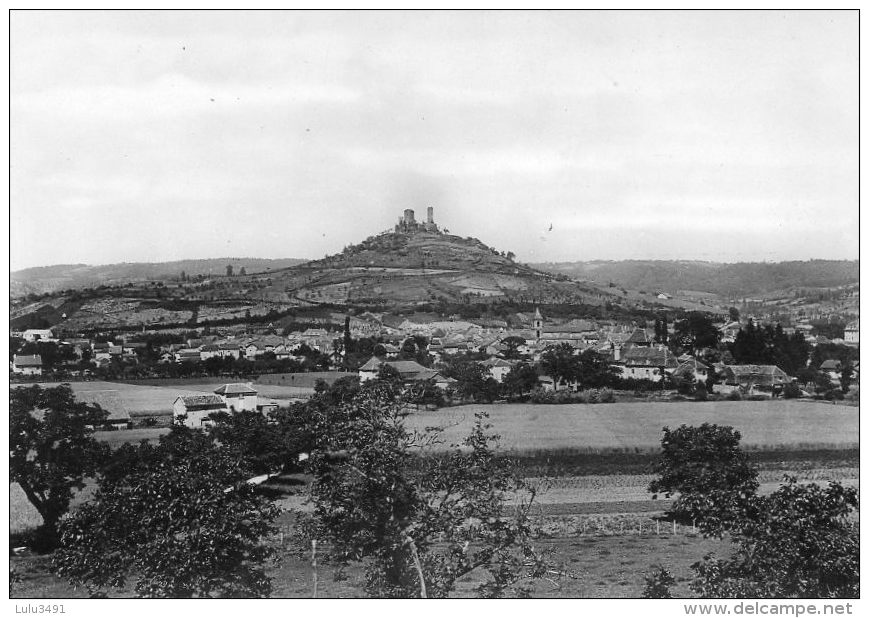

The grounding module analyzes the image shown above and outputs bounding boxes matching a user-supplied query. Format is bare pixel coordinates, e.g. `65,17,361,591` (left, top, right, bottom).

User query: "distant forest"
531,260,859,298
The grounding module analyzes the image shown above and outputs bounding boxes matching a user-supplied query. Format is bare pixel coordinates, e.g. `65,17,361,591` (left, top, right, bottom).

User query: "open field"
13,380,304,418
17,383,857,451
405,400,859,453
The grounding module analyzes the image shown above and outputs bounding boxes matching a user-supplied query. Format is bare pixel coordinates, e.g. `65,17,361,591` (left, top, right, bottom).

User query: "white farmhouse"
214,383,259,412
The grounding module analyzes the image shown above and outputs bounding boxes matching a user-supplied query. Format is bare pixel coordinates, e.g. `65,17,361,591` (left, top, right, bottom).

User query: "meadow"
405,400,859,453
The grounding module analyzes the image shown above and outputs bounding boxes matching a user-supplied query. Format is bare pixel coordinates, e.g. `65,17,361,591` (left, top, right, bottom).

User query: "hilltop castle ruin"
394,207,441,234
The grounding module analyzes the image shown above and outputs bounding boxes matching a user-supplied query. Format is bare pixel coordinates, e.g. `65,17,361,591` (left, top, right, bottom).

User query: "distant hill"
531,260,860,299
10,258,309,297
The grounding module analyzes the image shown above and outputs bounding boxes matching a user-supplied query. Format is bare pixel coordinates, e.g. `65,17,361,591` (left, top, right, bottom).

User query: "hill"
532,260,860,299
10,212,735,332
10,258,309,297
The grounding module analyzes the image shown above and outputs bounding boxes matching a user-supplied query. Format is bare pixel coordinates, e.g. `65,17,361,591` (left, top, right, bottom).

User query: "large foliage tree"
648,424,759,521
52,427,279,598
688,479,858,598
539,343,579,390
575,349,621,388
501,363,540,398
442,359,500,403
500,336,527,360
672,312,721,353
10,384,110,548
306,382,552,598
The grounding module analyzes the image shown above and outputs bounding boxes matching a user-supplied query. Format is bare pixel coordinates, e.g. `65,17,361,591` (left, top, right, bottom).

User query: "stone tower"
403,209,415,225
427,206,434,224
533,307,543,341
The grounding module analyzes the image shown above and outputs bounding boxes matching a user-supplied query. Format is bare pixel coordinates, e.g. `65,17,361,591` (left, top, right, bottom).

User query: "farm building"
720,365,791,391
214,383,259,412
480,357,515,383
174,394,229,428
672,357,712,382
22,328,54,342
616,347,678,382
75,390,132,430
623,328,654,348
358,357,455,389
217,342,243,359
12,354,43,375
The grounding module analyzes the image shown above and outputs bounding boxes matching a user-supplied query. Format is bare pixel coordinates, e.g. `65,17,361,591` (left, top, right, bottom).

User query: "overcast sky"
10,10,858,271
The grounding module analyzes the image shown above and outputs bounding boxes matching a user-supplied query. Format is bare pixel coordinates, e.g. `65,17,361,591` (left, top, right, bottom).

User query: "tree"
52,427,279,598
728,306,740,322
648,424,759,521
539,343,579,390
226,264,234,277
10,384,110,548
500,336,526,360
672,312,720,353
501,363,540,398
208,410,289,475
687,479,858,598
442,360,499,403
839,361,854,393
306,383,552,597
575,349,621,388
239,266,247,276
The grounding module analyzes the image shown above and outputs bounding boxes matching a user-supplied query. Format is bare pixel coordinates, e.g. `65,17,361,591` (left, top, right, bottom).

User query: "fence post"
656,520,660,535
673,520,677,535
311,539,318,599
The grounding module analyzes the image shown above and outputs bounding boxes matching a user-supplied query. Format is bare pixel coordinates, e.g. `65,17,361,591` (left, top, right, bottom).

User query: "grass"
406,400,858,453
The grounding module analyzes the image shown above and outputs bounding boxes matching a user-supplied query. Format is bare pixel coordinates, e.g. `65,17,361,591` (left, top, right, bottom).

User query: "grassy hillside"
533,259,859,298
11,257,309,297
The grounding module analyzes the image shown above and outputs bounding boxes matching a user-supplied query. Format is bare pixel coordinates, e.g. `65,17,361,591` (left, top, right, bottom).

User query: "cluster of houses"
11,309,859,396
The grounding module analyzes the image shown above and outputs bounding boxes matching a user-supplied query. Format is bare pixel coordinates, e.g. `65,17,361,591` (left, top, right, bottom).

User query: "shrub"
726,390,742,401
643,565,677,598
598,388,615,403
782,382,802,399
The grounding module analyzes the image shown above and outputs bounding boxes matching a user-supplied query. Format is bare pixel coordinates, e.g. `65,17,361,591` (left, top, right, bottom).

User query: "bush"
643,565,677,598
782,382,802,399
598,388,615,403
726,390,742,401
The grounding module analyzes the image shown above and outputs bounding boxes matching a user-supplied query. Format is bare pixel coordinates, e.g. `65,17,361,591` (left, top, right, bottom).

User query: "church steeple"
533,306,543,341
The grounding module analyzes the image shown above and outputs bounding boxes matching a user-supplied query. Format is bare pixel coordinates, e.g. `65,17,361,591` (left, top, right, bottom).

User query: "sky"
9,10,859,271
